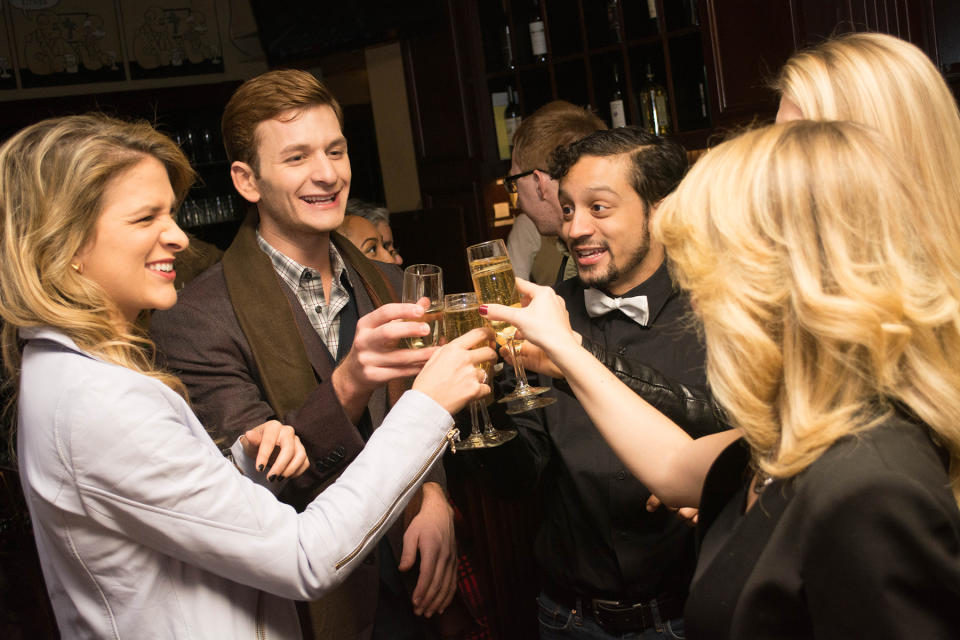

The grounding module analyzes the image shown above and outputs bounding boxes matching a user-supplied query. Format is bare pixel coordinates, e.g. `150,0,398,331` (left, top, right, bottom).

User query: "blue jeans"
537,590,685,640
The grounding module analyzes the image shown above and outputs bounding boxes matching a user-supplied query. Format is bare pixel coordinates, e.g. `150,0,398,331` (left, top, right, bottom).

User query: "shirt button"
303,272,313,280
616,470,627,480
315,306,322,314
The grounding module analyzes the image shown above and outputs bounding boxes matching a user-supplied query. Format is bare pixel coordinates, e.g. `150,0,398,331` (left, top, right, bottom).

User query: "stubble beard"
575,222,650,292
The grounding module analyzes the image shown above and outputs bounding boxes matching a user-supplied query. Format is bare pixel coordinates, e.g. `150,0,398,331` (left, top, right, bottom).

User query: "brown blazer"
152,216,442,639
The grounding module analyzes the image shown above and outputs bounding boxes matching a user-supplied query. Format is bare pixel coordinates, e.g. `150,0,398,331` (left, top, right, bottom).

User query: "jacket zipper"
335,428,458,569
255,591,266,640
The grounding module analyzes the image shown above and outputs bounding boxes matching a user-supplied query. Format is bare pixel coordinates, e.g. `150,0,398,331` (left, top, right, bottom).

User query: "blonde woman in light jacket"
0,114,494,639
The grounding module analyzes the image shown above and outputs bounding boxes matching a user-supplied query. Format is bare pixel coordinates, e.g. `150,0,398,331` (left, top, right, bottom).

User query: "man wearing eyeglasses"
504,101,606,285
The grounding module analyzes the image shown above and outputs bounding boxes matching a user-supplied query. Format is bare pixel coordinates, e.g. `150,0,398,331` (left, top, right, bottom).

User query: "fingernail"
478,305,488,315
267,474,276,482
257,464,264,472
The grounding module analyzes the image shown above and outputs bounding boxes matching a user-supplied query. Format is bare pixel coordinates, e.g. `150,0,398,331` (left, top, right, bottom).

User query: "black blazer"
687,414,960,639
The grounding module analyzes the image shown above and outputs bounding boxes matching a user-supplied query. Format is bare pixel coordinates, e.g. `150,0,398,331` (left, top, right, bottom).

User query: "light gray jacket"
16,327,454,639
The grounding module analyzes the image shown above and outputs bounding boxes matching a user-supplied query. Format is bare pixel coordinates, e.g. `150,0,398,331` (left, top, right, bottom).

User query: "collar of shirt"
585,259,677,327
256,230,353,354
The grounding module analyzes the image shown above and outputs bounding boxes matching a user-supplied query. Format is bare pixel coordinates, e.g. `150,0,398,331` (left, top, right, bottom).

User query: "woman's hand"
413,327,496,414
498,330,583,379
480,278,578,355
239,420,310,481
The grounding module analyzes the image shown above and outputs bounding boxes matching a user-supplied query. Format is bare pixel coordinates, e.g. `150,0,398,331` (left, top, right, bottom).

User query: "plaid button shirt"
256,231,353,359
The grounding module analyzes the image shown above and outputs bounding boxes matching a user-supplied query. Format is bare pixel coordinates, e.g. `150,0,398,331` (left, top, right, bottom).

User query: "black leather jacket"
563,338,728,439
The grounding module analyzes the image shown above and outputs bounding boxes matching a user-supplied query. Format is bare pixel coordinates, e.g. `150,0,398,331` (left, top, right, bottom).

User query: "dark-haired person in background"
463,127,721,639
347,198,403,265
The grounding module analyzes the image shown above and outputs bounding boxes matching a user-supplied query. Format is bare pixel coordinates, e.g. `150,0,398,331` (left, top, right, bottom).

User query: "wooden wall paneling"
401,0,489,250
705,0,801,123
798,0,938,58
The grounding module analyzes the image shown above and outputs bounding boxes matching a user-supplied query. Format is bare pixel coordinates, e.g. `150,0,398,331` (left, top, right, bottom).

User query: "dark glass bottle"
528,1,547,63
505,86,522,150
610,63,626,128
499,0,516,70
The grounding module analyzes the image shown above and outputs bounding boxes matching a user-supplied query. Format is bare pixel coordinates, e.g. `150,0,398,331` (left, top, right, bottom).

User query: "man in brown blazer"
151,70,457,640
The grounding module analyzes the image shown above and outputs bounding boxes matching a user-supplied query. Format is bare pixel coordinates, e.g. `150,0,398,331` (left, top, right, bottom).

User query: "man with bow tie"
466,127,720,639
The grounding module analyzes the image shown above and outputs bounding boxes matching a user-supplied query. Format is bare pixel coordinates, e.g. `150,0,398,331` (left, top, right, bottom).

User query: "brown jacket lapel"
221,214,403,420
222,214,320,419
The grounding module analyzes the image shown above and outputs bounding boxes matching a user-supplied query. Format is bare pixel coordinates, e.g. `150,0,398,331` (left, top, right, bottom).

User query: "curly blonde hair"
0,114,195,422
775,32,960,293
655,120,960,504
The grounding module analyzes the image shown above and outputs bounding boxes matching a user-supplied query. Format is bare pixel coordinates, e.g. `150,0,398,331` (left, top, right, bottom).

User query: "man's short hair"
549,127,687,210
512,100,607,173
345,198,390,225
221,69,343,173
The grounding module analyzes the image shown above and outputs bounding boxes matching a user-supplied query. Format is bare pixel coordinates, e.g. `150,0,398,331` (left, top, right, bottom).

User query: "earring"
70,263,83,274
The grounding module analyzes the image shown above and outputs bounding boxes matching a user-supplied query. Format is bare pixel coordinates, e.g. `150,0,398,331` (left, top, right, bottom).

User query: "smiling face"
233,104,350,261
73,155,188,324
559,154,664,295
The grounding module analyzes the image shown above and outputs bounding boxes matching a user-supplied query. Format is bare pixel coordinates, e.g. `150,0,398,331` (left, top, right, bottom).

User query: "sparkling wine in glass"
402,264,444,349
443,293,517,449
466,239,555,414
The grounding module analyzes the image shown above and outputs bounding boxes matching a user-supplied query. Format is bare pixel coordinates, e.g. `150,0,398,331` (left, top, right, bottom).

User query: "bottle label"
610,100,626,128
529,21,547,57
505,116,521,145
654,94,670,134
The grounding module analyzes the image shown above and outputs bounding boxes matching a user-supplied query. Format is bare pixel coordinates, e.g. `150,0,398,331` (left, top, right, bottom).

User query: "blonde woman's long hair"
0,114,195,419
655,120,960,504
775,32,960,291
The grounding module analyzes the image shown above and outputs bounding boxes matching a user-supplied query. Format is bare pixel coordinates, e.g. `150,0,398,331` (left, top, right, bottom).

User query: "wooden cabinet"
705,0,800,123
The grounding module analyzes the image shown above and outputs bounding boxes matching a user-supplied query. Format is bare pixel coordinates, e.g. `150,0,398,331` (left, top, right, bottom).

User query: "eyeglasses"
503,169,540,194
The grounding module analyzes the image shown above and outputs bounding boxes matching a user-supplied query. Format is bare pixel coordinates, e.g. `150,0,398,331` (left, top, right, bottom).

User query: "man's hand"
398,482,458,618
646,493,698,526
498,330,582,379
332,302,439,421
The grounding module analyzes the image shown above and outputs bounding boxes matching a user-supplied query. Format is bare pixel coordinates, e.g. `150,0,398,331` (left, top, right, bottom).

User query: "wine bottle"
610,63,626,128
528,1,547,63
638,63,671,135
505,86,522,151
606,0,622,44
499,0,515,70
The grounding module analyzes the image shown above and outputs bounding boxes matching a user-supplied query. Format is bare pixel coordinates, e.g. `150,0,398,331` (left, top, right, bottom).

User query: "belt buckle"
591,597,645,634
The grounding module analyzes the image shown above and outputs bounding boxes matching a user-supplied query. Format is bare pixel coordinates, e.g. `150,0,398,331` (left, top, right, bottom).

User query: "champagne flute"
402,264,444,349
443,293,517,449
466,239,556,414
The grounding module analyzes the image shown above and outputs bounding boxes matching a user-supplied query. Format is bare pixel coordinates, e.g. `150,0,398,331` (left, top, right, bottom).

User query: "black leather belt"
544,584,685,635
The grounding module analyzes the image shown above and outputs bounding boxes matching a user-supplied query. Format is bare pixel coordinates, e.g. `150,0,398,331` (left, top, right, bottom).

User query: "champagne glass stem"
508,338,533,390
468,400,484,439
478,400,495,437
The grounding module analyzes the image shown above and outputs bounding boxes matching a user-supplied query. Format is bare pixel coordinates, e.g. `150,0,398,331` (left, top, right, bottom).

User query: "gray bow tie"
583,288,650,326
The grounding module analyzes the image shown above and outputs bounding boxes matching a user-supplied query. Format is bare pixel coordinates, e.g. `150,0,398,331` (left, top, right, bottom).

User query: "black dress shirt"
469,261,712,601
